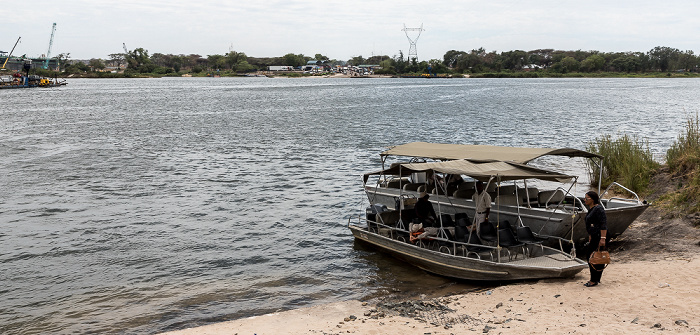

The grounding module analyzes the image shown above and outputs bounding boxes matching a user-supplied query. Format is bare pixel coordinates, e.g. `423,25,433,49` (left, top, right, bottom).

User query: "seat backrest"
518,187,539,201
497,228,520,246
495,194,519,206
486,183,497,192
454,225,468,241
538,190,565,206
454,212,470,222
480,220,497,236
440,214,455,227
466,231,482,245
453,189,475,199
458,182,475,190
403,183,423,191
517,226,536,241
498,185,517,195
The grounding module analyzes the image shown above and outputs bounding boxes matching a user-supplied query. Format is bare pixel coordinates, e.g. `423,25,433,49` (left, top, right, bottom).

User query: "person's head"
475,181,484,192
419,192,430,200
584,191,600,205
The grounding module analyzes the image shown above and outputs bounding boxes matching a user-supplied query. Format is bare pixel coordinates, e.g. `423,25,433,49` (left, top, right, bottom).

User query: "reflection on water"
1,77,698,334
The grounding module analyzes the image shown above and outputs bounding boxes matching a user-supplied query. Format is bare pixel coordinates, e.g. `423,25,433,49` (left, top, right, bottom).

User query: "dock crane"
1,36,21,70
42,23,56,69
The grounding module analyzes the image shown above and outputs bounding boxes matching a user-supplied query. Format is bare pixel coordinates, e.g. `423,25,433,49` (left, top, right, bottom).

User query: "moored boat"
364,142,649,246
349,159,589,281
0,72,67,89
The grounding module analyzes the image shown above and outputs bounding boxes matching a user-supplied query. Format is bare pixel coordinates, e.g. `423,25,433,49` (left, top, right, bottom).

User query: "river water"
1,77,698,334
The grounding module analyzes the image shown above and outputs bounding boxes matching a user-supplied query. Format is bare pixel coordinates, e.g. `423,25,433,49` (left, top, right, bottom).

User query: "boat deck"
507,252,580,267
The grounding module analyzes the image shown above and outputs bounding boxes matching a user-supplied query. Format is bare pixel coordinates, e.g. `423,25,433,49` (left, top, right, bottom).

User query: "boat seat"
517,226,546,244
479,221,498,243
497,185,517,195
457,182,475,190
495,194,520,206
516,226,546,255
386,179,407,189
497,228,526,260
439,214,455,227
454,225,468,241
453,189,475,199
538,190,566,207
432,185,457,196
403,183,423,191
518,187,539,206
454,212,469,221
463,232,494,260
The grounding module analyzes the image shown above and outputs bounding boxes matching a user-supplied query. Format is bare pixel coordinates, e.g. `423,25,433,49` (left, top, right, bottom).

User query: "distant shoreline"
52,71,700,79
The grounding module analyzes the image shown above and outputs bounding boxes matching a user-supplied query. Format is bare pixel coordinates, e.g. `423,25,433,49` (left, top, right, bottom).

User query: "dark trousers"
585,235,606,283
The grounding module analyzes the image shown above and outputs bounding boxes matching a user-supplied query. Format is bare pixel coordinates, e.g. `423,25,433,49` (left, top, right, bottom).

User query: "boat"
349,159,589,281
363,142,649,246
0,72,66,89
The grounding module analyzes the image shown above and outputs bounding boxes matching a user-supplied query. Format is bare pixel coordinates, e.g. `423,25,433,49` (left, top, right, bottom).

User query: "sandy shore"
161,255,698,335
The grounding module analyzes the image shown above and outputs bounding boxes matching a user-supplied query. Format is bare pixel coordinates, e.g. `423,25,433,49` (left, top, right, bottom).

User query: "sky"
2,0,699,62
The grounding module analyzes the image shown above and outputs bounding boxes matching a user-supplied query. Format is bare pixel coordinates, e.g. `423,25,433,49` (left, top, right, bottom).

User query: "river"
1,77,697,334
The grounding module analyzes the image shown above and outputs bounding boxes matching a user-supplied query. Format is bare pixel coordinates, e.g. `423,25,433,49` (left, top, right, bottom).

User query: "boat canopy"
363,159,575,183
381,142,602,164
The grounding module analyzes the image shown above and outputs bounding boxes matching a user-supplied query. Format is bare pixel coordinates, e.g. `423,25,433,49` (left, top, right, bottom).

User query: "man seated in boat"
410,192,439,242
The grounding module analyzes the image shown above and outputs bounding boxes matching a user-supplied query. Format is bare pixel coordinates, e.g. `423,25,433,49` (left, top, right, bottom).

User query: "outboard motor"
366,203,388,223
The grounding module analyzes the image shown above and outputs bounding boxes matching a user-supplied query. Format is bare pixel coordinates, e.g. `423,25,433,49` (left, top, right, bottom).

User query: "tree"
88,58,106,71
283,53,306,67
125,48,153,73
56,52,70,71
552,56,580,73
442,49,466,68
500,50,527,70
348,55,366,66
580,54,606,72
648,46,680,72
226,51,247,69
108,53,125,70
314,53,329,61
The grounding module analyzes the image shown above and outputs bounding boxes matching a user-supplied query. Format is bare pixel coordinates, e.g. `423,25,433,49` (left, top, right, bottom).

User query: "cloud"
2,0,699,60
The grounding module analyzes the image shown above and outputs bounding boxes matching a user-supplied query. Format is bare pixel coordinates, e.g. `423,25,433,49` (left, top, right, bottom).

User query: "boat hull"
349,224,587,281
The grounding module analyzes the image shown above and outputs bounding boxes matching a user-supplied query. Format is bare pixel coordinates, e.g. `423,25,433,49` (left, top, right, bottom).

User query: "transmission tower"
402,23,424,61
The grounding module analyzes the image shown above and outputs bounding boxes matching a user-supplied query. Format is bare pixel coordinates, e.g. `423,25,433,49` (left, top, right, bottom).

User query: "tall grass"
663,114,700,214
586,134,659,195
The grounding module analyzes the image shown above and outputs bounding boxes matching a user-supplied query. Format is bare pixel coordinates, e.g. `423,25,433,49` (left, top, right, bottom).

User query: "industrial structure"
402,23,424,61
0,23,60,72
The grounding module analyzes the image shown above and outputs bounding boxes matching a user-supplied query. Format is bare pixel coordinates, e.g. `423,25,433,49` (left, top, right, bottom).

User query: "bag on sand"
589,248,611,265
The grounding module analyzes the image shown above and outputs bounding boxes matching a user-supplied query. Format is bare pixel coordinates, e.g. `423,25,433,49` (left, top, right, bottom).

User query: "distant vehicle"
268,66,293,71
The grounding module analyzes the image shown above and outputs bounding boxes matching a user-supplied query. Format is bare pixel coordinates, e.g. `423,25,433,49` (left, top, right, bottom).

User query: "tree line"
56,46,698,76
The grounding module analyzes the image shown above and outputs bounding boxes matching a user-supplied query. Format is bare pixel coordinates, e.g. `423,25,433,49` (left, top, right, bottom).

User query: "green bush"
663,114,700,214
586,134,659,195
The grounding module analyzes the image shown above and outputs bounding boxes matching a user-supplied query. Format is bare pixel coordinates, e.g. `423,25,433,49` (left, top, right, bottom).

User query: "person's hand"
599,239,606,246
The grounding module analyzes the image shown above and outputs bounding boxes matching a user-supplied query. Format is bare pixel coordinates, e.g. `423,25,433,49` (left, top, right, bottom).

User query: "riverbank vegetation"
17,45,699,78
587,114,700,219
586,135,659,195
661,114,700,214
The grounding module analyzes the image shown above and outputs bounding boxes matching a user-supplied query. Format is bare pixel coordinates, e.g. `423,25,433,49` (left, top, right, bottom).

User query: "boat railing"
349,215,579,261
600,182,644,208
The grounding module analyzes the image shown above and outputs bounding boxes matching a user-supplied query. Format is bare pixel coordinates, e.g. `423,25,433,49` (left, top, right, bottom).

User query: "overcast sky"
3,1,699,61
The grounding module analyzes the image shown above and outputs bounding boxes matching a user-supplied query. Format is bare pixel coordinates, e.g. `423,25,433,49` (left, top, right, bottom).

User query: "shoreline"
160,205,700,334
161,257,699,335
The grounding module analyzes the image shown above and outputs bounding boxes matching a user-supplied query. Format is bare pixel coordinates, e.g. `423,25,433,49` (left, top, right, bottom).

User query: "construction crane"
42,23,57,69
1,36,21,70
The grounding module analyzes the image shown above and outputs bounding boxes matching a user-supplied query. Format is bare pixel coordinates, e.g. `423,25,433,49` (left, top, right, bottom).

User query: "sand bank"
161,256,698,335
